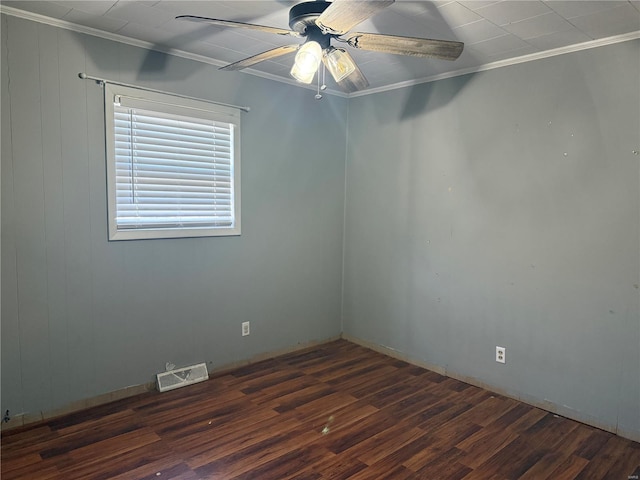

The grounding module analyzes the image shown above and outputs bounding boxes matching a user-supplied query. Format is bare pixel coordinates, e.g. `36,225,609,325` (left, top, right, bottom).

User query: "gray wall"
343,39,640,439
1,14,347,418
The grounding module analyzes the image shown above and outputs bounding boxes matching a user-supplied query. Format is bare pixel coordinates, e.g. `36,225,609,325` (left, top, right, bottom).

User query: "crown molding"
349,30,640,97
2,5,638,99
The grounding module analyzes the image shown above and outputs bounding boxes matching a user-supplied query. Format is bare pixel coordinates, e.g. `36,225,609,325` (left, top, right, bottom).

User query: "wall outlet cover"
496,346,506,364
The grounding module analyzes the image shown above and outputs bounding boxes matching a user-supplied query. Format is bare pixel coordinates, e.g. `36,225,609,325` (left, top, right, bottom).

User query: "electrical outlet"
496,346,506,364
242,321,250,337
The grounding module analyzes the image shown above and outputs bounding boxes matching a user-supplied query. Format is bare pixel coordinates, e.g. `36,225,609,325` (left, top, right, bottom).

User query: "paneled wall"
1,14,347,421
343,39,640,440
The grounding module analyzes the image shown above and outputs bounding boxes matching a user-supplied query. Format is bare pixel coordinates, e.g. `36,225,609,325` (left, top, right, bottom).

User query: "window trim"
104,84,241,241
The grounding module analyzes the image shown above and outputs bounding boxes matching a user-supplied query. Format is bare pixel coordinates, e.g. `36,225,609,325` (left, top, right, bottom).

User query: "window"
104,84,241,240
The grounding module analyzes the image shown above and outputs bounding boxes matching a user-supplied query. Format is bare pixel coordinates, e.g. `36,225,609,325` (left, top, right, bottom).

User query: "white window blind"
105,85,241,240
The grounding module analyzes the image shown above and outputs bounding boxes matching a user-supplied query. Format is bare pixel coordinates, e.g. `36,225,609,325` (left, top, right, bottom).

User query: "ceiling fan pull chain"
321,62,327,91
315,66,323,100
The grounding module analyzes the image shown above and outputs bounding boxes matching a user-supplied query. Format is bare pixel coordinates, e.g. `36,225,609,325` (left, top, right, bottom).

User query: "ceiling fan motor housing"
289,1,332,33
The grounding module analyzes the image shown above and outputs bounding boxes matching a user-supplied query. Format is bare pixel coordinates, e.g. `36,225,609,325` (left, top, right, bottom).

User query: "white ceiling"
2,0,639,96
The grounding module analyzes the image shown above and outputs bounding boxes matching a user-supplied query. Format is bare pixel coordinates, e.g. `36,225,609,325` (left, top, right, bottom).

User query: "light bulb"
324,47,356,82
290,41,322,84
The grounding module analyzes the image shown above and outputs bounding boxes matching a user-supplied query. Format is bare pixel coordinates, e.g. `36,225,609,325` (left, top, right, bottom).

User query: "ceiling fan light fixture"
290,40,322,84
324,47,356,82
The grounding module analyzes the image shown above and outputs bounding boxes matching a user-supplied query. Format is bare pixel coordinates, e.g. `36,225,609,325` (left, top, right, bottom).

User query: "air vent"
156,363,208,393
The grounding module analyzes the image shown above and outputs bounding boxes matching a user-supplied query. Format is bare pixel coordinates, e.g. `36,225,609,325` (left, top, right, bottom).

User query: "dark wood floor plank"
290,390,360,417
322,410,398,454
228,444,334,480
524,413,581,450
1,425,57,450
2,339,638,480
182,411,304,468
1,463,61,480
457,424,521,469
603,440,640,479
294,398,379,439
518,450,573,480
454,394,517,427
247,374,322,405
466,436,550,479
402,435,461,472
573,435,640,480
0,452,42,473
543,454,589,480
296,448,368,480
193,425,322,479
495,402,549,434
40,417,148,459
572,428,613,460
327,363,398,393
350,424,427,466
355,434,438,478
414,447,473,480
272,384,338,413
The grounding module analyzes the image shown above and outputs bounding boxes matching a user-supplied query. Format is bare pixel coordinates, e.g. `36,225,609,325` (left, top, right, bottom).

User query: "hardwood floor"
2,339,639,479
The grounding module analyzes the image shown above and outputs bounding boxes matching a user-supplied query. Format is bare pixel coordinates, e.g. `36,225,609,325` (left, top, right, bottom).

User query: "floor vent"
156,363,208,392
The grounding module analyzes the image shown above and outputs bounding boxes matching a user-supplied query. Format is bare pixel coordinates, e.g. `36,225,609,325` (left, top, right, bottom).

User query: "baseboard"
341,333,640,443
0,382,156,433
1,335,341,433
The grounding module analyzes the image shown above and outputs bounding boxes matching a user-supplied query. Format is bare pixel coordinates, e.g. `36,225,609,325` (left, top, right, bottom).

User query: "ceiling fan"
176,0,464,95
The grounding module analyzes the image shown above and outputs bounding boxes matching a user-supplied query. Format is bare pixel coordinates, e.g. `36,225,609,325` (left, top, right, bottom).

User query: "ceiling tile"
453,19,509,44
2,1,71,19
429,1,455,7
458,1,502,11
543,1,628,19
52,1,117,16
132,1,163,6
484,44,538,60
568,3,640,39
62,9,127,33
215,30,284,53
222,1,285,20
183,41,239,64
114,21,181,45
151,19,231,51
437,2,483,28
473,1,552,26
502,11,574,40
467,33,532,56
369,10,454,40
525,29,593,50
153,1,240,20
104,1,176,28
392,2,438,18
392,4,469,41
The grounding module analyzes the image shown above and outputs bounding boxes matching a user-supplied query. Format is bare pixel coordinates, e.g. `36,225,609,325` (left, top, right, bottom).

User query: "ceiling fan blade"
327,54,369,93
176,15,301,37
344,32,464,60
219,45,299,71
315,0,394,35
